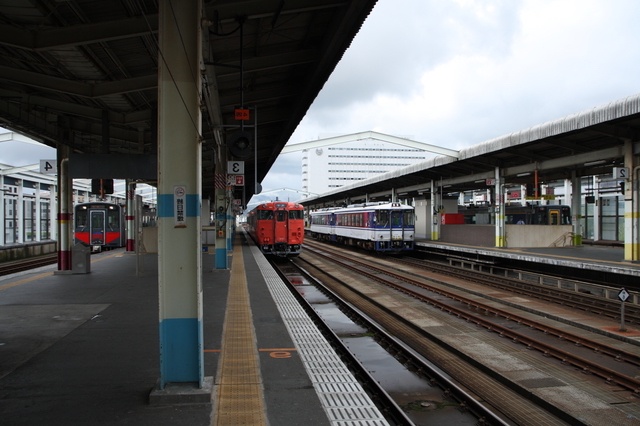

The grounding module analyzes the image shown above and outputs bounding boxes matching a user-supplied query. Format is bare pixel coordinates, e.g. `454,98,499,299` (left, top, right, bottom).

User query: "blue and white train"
309,202,415,252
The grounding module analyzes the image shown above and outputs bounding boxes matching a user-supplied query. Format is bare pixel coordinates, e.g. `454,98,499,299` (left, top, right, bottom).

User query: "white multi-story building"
302,138,428,195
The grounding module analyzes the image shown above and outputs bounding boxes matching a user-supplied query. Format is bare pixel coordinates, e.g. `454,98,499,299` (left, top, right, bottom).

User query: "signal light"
228,131,252,159
91,179,114,195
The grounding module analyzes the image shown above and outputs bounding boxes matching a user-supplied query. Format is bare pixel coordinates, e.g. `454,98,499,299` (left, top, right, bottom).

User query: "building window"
40,201,51,240
5,197,17,243
23,199,35,241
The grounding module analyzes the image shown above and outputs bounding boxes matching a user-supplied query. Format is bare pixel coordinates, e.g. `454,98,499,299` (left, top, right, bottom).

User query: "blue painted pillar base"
158,318,203,388
216,247,227,269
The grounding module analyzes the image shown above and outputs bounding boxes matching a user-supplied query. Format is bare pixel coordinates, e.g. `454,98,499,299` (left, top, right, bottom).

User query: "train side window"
377,211,389,227
108,209,120,229
535,213,543,225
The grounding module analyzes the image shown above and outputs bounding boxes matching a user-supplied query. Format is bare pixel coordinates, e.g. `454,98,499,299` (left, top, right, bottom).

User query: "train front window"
107,209,120,230
76,209,88,228
549,211,559,225
276,211,287,222
391,212,402,227
376,211,389,227
289,210,303,220
258,210,273,220
403,211,415,226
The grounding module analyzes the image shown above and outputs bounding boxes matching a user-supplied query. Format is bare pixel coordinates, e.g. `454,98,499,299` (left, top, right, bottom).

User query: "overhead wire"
141,4,202,140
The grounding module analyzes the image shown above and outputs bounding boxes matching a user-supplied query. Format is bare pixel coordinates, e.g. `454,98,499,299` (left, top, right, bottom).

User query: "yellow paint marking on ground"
91,251,125,262
0,272,53,291
206,348,297,353
213,241,267,426
0,249,125,291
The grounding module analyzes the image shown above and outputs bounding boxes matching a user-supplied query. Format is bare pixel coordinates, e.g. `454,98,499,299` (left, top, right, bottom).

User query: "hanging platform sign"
228,161,244,174
227,175,244,186
40,159,57,174
234,109,250,120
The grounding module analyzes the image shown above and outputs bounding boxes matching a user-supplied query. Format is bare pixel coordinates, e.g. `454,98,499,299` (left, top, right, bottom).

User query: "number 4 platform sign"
40,159,57,174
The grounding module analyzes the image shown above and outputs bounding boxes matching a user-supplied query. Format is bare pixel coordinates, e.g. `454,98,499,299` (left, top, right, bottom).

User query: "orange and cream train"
246,201,304,257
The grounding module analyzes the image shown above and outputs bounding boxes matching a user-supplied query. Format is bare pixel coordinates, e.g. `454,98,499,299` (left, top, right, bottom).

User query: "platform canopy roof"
0,0,377,201
299,92,640,208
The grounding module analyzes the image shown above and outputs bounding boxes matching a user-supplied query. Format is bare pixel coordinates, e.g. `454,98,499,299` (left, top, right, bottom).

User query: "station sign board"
40,159,57,174
227,174,244,186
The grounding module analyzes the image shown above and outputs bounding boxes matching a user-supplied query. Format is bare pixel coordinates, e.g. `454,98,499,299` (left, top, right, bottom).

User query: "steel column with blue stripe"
157,0,204,388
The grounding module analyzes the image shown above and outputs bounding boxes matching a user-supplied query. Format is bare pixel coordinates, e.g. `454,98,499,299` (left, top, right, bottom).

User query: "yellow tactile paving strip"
213,245,267,426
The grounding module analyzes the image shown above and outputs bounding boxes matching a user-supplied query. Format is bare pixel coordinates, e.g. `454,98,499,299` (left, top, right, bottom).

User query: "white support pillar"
57,156,71,270
495,167,506,247
624,140,638,261
35,184,41,242
593,176,601,241
226,186,233,255
50,183,57,242
570,173,582,246
126,180,136,251
431,180,439,240
157,0,204,388
215,144,228,269
16,179,23,244
0,171,4,246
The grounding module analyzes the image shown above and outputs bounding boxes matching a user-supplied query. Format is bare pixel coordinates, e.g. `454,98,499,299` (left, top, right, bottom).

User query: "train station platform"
416,240,640,278
0,234,387,425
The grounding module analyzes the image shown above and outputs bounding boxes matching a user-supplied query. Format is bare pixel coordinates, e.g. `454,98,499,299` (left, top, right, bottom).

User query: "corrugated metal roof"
0,0,378,200
301,92,640,207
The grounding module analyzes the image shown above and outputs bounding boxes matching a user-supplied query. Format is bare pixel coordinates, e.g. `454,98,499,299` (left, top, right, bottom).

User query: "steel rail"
399,255,640,322
289,258,513,426
268,258,415,426
304,244,640,396
0,254,57,277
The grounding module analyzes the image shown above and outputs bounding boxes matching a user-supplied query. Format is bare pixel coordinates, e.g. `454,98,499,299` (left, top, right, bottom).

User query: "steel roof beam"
0,15,158,51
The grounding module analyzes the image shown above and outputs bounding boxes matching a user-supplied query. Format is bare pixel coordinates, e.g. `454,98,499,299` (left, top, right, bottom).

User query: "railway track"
0,254,57,277
297,241,640,425
278,258,513,426
399,253,640,323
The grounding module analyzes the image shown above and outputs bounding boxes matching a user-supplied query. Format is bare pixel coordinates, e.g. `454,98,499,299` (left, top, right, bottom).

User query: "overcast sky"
256,0,640,204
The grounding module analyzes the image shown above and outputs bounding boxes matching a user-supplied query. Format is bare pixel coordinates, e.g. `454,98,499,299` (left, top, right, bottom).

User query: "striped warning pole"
57,158,71,270
126,181,135,251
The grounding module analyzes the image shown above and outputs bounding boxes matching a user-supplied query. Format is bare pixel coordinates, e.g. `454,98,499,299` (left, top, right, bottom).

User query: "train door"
548,208,560,225
288,208,303,245
390,209,403,244
90,210,106,245
274,209,288,243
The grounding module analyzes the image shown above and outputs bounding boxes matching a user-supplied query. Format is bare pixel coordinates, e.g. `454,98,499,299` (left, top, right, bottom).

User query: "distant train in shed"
246,201,305,257
74,202,125,251
309,202,415,252
457,204,571,225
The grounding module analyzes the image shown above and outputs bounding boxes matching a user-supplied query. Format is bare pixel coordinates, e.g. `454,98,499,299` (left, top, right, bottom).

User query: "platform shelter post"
215,144,228,269
57,146,72,270
157,0,204,388
126,180,135,251
623,141,638,261
494,167,506,247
